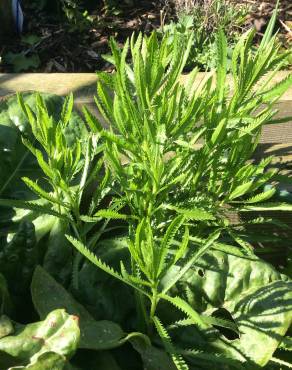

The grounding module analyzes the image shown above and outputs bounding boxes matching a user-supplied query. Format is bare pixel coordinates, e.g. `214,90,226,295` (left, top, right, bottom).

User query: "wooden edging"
1,71,292,99
0,72,292,145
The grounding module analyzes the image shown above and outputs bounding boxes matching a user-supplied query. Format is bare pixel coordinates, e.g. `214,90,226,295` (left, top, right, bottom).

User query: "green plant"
0,221,37,302
7,92,119,292
0,4,292,369
67,6,291,368
164,0,250,70
0,309,80,369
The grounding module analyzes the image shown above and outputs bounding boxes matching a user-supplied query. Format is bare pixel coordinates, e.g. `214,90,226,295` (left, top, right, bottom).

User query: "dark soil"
0,0,291,73
0,1,173,73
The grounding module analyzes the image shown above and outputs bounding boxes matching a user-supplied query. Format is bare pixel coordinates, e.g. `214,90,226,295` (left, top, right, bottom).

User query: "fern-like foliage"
66,235,149,298
153,316,189,370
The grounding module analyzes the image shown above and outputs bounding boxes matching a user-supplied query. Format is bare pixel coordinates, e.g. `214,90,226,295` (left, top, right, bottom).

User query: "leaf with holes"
172,250,292,366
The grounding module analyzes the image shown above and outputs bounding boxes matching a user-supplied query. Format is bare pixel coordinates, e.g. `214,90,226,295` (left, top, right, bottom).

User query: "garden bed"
0,21,292,368
0,0,291,72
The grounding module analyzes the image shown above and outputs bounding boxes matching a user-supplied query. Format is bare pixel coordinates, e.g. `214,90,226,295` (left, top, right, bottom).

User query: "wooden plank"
1,71,292,101
0,73,98,102
0,72,292,145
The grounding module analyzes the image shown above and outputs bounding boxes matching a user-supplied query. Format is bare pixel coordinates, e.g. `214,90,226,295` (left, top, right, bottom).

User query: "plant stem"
148,285,159,336
131,256,149,332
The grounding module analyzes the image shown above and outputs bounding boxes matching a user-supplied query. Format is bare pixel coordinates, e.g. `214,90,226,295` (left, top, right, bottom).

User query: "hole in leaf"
211,308,239,340
198,269,205,277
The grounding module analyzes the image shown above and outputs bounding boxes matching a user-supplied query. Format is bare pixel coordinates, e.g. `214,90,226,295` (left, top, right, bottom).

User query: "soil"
0,0,291,73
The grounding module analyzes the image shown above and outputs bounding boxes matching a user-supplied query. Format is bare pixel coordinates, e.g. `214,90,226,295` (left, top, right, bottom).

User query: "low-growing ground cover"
0,6,292,370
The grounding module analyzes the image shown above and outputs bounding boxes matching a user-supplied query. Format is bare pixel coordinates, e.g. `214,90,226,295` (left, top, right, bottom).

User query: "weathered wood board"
1,72,291,153
1,72,291,142
1,72,292,169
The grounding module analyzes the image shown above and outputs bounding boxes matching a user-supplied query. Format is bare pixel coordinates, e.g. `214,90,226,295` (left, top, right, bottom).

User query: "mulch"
0,0,291,73
247,0,292,46
0,1,169,73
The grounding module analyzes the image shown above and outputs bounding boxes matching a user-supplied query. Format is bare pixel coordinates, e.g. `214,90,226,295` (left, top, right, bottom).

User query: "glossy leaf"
31,266,126,350
177,250,292,366
0,309,79,368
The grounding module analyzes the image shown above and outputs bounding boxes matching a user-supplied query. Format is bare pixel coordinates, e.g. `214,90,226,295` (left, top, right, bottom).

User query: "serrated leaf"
157,215,185,276
229,181,253,200
82,106,103,133
164,205,215,221
66,236,148,297
94,209,130,220
161,295,207,329
21,177,68,208
241,202,292,212
244,187,276,204
61,93,74,126
153,317,189,370
0,198,69,220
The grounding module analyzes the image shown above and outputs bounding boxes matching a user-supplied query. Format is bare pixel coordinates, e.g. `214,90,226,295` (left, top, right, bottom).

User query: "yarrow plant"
70,6,291,367
0,3,291,369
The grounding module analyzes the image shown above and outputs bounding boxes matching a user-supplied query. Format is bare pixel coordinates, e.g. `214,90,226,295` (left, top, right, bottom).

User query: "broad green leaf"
0,316,14,339
174,250,292,366
0,309,79,368
42,218,72,285
9,352,66,369
0,221,37,300
0,274,13,316
31,266,126,350
69,351,122,370
161,231,221,294
130,337,176,370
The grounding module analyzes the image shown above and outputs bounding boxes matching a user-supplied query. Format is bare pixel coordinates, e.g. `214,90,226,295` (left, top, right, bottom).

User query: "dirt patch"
0,0,290,73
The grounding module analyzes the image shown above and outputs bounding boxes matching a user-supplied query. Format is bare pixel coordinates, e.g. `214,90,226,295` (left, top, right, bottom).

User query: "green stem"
148,285,159,336
71,200,86,291
131,256,149,332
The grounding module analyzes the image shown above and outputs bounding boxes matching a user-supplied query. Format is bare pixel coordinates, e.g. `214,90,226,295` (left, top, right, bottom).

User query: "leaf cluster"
0,4,292,369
